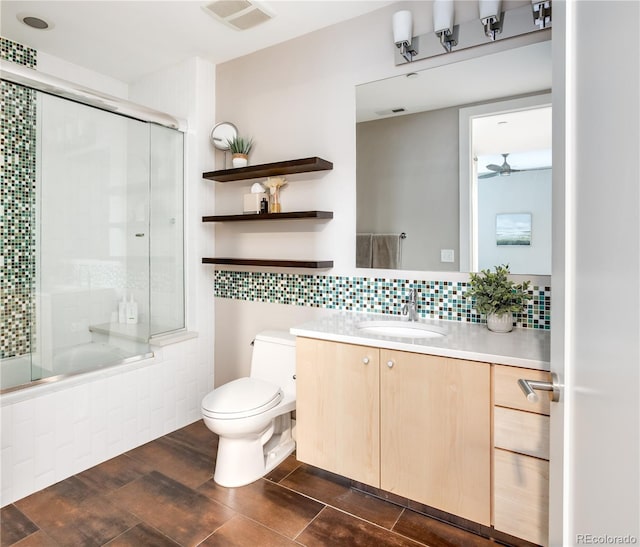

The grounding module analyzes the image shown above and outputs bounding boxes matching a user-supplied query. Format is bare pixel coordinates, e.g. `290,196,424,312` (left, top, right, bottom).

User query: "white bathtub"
0,332,210,507
1,342,153,393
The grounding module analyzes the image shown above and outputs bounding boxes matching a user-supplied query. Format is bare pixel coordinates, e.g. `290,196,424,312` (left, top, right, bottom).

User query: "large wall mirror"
356,39,552,275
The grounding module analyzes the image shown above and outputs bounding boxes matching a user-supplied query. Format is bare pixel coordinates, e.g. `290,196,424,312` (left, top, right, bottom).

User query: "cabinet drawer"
494,365,551,415
494,406,550,460
494,448,549,546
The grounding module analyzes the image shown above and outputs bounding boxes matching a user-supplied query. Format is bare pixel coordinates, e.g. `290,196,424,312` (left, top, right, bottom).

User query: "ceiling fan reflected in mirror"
483,153,519,177
478,153,550,179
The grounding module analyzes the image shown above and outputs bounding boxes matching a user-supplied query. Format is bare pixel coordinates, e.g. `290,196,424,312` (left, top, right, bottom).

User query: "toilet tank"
250,330,297,397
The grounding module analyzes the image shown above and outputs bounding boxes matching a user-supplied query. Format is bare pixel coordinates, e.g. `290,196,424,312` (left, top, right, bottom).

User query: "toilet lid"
201,377,283,419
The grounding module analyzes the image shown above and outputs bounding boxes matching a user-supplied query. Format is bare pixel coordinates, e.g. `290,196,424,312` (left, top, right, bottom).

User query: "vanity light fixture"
392,1,551,66
531,0,552,28
478,0,502,41
393,10,417,63
433,0,457,53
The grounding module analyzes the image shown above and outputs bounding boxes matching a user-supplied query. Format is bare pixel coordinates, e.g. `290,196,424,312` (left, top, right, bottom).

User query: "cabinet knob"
387,360,394,369
362,357,370,364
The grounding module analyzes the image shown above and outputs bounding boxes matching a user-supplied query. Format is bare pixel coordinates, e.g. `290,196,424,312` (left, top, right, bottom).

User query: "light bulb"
393,10,413,46
479,0,501,24
433,0,454,35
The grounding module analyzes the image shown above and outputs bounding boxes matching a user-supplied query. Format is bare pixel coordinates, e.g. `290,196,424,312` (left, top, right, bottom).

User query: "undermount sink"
355,320,447,339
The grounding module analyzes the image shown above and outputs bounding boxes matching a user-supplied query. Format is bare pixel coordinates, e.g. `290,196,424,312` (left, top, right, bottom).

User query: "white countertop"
290,311,550,371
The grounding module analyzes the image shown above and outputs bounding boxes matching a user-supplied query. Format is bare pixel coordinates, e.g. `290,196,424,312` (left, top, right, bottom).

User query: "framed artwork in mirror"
496,213,531,246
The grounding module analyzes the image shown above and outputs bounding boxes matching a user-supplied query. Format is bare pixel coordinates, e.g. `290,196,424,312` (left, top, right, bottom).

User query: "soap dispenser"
126,295,138,325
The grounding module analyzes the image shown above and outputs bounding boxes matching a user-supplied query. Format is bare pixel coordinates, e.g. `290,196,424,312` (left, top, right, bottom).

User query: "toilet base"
213,415,295,488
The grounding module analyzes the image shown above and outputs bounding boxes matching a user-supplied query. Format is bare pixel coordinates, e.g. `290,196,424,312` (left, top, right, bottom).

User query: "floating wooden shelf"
202,158,334,270
203,210,333,222
203,157,333,182
202,258,333,269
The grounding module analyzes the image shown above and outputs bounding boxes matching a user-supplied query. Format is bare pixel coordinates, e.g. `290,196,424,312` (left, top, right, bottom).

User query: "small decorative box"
243,193,267,214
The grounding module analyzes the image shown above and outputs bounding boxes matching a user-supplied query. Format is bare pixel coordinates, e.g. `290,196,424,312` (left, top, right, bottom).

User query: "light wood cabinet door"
295,337,380,486
380,350,491,526
494,448,549,546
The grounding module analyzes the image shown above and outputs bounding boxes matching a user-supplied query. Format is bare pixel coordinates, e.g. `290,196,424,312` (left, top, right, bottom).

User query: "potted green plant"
225,135,254,168
466,264,530,333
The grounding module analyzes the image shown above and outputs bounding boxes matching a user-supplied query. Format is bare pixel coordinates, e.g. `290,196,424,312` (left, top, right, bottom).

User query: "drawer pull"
518,373,560,403
387,360,395,368
362,357,370,364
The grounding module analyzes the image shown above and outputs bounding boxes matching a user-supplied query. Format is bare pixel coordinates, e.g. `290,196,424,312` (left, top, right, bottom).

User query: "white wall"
1,55,216,506
357,107,460,271
478,169,552,274
213,2,548,383
214,1,544,274
214,299,330,387
37,51,128,99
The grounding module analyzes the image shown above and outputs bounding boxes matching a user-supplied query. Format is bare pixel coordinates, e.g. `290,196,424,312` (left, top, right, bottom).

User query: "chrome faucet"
402,289,418,322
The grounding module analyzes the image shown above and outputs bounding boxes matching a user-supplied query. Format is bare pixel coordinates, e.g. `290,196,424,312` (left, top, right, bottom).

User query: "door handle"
518,372,560,403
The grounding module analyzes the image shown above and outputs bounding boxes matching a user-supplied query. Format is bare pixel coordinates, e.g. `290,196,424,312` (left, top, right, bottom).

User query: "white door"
550,2,640,545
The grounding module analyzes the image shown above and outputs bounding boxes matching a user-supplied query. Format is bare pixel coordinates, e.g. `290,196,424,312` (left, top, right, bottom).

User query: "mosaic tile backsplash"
214,271,551,330
0,37,36,68
1,37,37,359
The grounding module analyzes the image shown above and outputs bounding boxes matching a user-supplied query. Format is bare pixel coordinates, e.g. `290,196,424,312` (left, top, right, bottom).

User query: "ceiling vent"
202,1,274,31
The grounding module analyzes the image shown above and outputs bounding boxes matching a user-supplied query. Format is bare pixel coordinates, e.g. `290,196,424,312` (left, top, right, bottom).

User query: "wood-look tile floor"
1,420,498,547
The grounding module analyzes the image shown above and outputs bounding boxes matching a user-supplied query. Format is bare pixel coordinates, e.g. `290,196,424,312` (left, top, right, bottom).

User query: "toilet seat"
202,377,283,420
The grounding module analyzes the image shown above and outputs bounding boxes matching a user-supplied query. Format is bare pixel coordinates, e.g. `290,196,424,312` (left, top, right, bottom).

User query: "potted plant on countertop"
466,264,530,333
225,135,254,168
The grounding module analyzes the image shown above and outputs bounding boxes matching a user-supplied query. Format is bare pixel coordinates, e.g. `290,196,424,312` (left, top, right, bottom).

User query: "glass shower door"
35,93,151,380
149,124,184,336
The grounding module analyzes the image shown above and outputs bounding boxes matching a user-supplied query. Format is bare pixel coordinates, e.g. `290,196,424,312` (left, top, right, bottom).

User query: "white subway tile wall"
1,337,212,506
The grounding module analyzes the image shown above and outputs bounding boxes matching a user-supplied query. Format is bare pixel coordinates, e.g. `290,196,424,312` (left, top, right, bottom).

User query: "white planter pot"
486,312,514,333
232,154,248,168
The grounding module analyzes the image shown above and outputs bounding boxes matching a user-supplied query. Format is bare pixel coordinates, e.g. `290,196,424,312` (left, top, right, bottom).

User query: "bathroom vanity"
291,313,551,546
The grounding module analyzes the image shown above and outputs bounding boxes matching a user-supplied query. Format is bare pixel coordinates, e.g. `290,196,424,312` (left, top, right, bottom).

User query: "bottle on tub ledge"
118,295,127,324
126,295,138,325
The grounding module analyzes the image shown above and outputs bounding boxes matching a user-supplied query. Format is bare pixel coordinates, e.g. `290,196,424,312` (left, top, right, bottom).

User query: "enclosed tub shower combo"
1,60,186,393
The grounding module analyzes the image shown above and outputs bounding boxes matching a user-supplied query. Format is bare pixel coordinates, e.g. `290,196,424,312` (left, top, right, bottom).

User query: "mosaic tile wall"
1,37,37,359
214,271,551,330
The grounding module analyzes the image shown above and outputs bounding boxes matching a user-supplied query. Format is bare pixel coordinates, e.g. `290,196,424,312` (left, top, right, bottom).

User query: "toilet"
201,330,297,487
